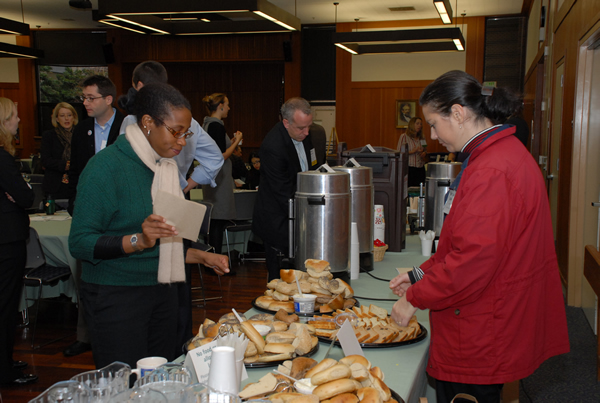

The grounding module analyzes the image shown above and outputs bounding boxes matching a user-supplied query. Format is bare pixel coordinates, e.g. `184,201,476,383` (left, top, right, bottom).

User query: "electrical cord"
364,271,392,282
354,295,397,301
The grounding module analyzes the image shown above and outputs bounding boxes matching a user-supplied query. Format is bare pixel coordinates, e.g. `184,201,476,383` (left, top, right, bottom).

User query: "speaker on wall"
283,41,292,62
103,43,115,64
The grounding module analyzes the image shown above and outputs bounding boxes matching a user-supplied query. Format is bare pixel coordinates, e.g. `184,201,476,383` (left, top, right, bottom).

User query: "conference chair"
224,191,258,264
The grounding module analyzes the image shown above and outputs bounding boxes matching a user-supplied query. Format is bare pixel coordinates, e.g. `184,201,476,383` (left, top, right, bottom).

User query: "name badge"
310,148,317,166
443,189,456,215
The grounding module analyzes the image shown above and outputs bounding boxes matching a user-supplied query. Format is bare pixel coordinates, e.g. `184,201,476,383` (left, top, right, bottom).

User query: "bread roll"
288,322,316,335
305,358,337,379
272,321,289,332
258,352,293,362
339,355,372,370
244,354,259,364
350,363,370,382
328,295,345,311
311,363,352,385
369,374,391,401
275,309,300,324
249,313,275,321
312,379,362,401
292,325,313,355
343,299,357,310
369,367,384,381
218,312,245,324
247,319,273,328
240,321,266,354
356,387,382,403
274,290,291,301
290,357,318,379
276,282,299,296
308,267,334,279
266,332,297,344
305,259,330,272
311,283,333,295
321,393,359,403
264,343,296,354
238,372,277,399
187,337,212,351
280,269,308,284
267,279,282,289
245,341,258,357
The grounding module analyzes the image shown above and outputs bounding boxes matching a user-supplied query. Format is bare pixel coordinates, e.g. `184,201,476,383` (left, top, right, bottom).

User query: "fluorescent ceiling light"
434,0,453,25
0,17,30,35
99,19,146,34
253,11,296,31
334,43,358,55
108,15,170,34
0,42,44,59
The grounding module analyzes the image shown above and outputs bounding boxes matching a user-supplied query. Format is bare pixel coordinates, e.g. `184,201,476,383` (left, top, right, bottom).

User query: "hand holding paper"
153,190,206,241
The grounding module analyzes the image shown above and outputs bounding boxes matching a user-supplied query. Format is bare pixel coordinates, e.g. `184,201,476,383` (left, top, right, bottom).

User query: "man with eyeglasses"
64,75,125,358
252,97,321,281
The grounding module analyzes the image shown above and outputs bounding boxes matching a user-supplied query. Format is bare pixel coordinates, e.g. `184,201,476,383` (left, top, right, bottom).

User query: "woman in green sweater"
69,83,228,369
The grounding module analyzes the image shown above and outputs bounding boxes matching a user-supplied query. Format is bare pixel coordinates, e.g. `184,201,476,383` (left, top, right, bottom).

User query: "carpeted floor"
519,305,600,402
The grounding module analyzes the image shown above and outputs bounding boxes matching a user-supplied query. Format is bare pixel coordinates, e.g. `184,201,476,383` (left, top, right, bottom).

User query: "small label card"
337,319,365,357
360,144,377,153
186,340,218,384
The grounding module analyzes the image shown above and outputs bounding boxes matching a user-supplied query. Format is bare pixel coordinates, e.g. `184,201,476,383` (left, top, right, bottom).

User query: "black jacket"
0,149,34,244
252,122,317,250
68,110,125,214
41,129,73,198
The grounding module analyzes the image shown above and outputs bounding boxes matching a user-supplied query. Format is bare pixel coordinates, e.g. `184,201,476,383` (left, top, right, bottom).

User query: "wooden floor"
1,258,269,402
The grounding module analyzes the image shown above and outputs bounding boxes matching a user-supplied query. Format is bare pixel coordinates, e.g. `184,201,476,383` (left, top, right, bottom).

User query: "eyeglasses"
79,95,105,103
153,117,193,139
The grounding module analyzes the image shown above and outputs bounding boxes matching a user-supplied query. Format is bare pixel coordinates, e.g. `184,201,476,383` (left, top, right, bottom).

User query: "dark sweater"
68,135,163,286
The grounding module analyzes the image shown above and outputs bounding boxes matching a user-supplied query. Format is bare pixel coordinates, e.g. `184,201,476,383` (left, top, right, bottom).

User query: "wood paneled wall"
0,36,38,158
335,18,486,152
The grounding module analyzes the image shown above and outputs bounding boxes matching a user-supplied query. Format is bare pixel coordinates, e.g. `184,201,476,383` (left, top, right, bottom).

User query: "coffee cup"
132,356,168,379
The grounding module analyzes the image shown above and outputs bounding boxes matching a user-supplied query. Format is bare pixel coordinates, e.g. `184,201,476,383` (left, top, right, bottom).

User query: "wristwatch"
130,233,143,252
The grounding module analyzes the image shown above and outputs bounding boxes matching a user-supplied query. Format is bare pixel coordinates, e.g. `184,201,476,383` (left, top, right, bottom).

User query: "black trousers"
435,378,503,403
264,242,286,281
80,280,178,369
176,263,193,353
0,241,26,383
208,219,228,255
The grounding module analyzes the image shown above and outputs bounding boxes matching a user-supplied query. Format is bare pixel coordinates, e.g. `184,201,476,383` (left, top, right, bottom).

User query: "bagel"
312,379,362,401
249,313,275,321
203,322,220,339
269,301,295,313
243,354,259,364
187,337,212,351
288,323,316,335
305,259,330,272
290,357,318,379
256,296,274,309
267,279,282,289
305,358,337,379
307,267,334,279
369,374,391,401
350,363,370,382
311,283,332,295
369,367,384,381
247,319,273,328
240,321,266,354
311,363,352,386
280,269,308,284
273,291,291,301
356,387,382,403
339,355,372,370
245,341,258,357
276,282,299,296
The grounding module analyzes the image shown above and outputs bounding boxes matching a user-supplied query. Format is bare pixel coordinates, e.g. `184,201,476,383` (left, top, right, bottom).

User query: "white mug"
132,356,168,379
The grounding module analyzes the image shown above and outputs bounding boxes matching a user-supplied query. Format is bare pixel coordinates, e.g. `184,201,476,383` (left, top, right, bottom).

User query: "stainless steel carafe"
425,162,462,237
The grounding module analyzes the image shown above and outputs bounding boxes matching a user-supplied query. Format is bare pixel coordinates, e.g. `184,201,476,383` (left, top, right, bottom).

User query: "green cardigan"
69,135,163,286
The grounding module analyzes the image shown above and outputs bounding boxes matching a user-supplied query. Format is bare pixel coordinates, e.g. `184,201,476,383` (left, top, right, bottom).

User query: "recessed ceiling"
0,0,525,30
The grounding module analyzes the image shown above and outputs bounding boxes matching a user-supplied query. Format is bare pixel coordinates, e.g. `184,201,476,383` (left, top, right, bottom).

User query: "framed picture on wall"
396,100,417,128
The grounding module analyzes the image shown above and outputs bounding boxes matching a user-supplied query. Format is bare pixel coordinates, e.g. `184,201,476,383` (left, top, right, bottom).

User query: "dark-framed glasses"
154,117,193,139
79,95,105,103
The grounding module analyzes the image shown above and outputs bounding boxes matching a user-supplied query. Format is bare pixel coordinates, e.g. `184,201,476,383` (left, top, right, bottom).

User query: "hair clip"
481,84,494,97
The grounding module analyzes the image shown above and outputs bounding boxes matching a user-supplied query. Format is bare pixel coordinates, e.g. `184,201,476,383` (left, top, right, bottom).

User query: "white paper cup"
421,239,433,257
132,357,168,379
207,346,237,395
292,294,317,313
434,240,439,252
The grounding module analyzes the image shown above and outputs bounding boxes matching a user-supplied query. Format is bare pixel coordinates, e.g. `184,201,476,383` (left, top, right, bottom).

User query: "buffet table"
241,235,431,403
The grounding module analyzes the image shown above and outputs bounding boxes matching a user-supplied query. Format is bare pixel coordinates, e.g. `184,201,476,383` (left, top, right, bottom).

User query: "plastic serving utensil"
294,277,304,298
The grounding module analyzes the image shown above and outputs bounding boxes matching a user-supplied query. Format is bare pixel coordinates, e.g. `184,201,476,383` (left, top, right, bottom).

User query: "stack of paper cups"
207,346,238,395
351,222,360,280
374,204,385,243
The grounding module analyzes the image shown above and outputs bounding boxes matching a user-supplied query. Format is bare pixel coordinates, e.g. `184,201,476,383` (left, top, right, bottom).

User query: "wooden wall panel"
335,17,486,152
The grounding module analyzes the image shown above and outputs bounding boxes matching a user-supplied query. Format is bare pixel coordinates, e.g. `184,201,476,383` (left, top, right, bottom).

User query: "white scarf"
125,124,185,284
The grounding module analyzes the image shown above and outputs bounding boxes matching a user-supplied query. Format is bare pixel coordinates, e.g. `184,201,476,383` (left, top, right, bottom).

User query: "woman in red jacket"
390,71,569,403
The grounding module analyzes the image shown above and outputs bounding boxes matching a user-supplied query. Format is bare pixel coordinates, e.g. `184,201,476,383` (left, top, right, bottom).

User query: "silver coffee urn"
294,170,351,281
425,162,462,237
332,163,374,272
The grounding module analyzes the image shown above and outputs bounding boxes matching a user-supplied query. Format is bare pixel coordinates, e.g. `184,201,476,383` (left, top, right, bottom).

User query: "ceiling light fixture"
333,27,465,55
0,42,44,59
0,16,30,35
96,0,300,35
434,0,453,24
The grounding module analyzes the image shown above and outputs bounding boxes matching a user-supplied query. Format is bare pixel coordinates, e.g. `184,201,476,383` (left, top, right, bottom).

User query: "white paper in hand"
337,319,365,357
187,339,218,384
153,190,206,240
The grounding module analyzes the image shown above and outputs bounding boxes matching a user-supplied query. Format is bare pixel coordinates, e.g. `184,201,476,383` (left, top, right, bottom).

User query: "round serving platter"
316,323,427,348
251,296,360,317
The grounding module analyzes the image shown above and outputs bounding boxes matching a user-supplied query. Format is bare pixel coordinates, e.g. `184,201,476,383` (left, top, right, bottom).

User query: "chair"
191,201,223,307
23,227,72,348
224,191,257,264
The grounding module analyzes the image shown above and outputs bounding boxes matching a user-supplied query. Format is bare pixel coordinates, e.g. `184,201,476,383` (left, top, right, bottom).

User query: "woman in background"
397,116,427,187
41,102,78,200
0,98,37,385
201,93,242,258
245,152,261,190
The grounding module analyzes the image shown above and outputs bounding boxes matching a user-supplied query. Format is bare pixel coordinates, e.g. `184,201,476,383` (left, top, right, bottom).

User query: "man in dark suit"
252,97,318,281
64,75,124,357
309,122,327,167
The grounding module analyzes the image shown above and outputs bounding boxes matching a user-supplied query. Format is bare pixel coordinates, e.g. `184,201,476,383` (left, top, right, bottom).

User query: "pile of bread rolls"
255,260,358,313
239,355,400,403
186,311,320,364
309,305,421,344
